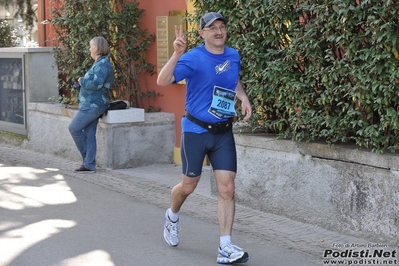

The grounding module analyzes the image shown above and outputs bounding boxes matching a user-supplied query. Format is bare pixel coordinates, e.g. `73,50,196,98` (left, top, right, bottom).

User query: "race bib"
208,86,237,119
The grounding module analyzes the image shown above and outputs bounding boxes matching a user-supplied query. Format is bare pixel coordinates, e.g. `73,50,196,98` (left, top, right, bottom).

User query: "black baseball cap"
200,12,227,30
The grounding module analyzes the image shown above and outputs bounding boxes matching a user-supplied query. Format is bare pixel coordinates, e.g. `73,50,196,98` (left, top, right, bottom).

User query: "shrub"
0,20,18,47
190,0,399,153
51,0,158,111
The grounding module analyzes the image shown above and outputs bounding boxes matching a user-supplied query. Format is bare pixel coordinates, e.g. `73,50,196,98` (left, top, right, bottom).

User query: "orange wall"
137,0,187,148
38,0,188,150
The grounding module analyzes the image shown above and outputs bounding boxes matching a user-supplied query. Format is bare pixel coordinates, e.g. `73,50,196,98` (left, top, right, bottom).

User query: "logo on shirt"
215,60,230,74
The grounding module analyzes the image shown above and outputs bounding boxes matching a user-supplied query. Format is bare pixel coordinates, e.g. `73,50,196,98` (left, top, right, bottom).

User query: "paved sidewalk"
1,144,394,266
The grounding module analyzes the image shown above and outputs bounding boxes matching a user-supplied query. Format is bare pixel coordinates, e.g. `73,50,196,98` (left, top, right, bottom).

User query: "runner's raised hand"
173,25,187,56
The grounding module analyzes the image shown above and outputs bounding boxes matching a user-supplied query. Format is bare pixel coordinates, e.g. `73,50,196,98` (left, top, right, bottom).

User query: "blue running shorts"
180,131,237,177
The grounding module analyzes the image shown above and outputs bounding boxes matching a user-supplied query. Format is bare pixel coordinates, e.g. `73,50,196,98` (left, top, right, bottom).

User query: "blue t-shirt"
174,44,240,133
79,55,114,110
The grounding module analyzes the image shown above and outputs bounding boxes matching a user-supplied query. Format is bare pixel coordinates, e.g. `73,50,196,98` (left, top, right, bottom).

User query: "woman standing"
69,36,114,173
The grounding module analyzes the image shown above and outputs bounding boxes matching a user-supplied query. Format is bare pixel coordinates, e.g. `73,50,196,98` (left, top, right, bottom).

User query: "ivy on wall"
51,0,158,111
189,0,399,153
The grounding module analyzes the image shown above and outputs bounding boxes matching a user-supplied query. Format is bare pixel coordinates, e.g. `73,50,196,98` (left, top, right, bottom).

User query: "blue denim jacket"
79,56,114,109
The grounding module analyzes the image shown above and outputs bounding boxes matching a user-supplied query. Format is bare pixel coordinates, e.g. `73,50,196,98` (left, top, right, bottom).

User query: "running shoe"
217,244,249,264
163,209,180,247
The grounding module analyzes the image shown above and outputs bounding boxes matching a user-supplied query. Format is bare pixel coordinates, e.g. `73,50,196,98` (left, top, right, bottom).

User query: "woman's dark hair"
90,36,110,56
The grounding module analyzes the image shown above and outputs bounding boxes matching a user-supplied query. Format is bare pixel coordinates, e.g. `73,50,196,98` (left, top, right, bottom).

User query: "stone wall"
213,133,399,246
19,103,175,169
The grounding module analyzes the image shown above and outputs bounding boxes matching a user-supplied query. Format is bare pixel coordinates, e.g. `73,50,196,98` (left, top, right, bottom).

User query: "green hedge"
190,0,399,153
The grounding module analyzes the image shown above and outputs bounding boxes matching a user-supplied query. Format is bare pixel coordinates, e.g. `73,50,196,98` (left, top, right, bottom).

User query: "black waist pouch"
185,112,232,134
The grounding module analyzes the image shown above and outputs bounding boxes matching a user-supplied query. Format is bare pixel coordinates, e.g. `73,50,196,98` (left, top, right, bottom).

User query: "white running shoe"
163,209,180,247
217,244,249,264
